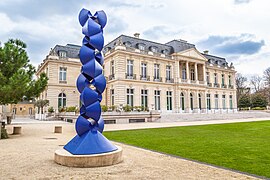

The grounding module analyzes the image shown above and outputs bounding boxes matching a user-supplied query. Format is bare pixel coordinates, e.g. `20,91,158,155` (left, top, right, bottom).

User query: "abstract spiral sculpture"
64,8,118,155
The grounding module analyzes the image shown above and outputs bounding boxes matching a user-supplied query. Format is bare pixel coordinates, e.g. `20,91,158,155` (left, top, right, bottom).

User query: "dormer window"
138,43,145,51
105,47,111,52
162,49,169,55
59,51,67,58
124,41,132,47
150,46,158,53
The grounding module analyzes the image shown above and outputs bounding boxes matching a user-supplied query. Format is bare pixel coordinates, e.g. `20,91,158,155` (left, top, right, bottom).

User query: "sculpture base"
54,145,123,167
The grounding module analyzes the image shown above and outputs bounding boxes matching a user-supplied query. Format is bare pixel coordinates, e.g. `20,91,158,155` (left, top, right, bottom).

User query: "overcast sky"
0,0,269,76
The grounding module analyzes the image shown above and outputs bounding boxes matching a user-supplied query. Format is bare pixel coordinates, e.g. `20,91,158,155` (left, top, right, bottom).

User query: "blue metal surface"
64,8,118,155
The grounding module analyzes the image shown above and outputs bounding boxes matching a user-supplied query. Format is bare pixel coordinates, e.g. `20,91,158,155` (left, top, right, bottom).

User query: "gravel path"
0,123,261,180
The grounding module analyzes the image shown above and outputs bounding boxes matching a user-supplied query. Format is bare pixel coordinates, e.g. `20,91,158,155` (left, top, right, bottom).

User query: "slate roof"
202,53,228,66
50,34,228,66
52,44,80,59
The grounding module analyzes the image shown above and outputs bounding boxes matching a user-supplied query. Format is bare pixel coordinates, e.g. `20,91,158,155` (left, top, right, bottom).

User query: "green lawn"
104,121,270,178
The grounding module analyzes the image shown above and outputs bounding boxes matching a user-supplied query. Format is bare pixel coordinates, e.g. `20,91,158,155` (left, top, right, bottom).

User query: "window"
207,94,211,110
180,93,185,111
182,67,187,80
229,75,232,86
111,89,115,106
166,91,172,111
141,63,147,79
222,95,226,109
58,93,66,108
154,90,161,110
127,60,133,76
229,95,233,109
154,64,160,80
111,61,114,75
13,108,17,115
191,69,195,81
59,67,67,82
166,65,171,80
198,94,202,110
127,89,134,107
29,108,33,115
190,93,194,110
162,49,169,55
138,44,145,51
59,51,67,58
215,94,219,109
214,73,218,84
222,74,225,87
141,90,148,108
151,47,158,53
206,72,210,83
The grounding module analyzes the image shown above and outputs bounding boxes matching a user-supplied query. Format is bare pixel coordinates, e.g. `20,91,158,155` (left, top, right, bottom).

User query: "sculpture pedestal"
54,145,123,167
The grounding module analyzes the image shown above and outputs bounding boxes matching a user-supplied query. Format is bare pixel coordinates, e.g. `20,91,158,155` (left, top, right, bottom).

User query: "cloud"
143,25,182,40
92,0,141,9
148,2,166,9
0,0,85,20
197,34,265,55
234,0,252,4
105,16,129,35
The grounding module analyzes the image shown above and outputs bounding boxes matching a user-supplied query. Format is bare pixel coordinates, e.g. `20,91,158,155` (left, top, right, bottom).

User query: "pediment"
175,48,208,61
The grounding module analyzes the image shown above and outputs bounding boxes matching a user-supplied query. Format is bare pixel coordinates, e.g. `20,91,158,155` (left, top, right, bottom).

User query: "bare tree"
250,75,263,93
263,67,270,87
235,73,249,105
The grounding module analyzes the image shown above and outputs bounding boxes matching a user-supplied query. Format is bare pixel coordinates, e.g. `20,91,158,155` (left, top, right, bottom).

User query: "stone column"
186,61,190,83
194,63,198,84
174,60,180,83
185,90,191,113
202,64,206,85
194,91,199,113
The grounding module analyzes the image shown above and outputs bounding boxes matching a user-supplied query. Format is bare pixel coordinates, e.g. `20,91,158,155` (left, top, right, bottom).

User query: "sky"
0,0,269,76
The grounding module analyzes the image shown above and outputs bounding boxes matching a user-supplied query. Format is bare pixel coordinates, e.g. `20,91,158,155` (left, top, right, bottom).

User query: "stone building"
36,34,237,113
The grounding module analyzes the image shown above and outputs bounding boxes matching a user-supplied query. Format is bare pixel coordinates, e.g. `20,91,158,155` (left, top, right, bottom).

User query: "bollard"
54,126,62,133
13,126,22,135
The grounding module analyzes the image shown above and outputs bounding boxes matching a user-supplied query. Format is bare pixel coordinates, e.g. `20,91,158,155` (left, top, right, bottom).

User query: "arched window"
58,93,66,108
190,93,194,110
198,94,202,110
180,93,185,111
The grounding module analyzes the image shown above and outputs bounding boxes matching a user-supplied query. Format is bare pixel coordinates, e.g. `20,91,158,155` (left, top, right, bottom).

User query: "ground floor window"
13,108,17,115
198,94,202,110
229,95,233,109
222,95,226,109
58,93,66,108
127,89,134,107
180,93,185,111
111,89,115,106
154,90,161,110
190,93,194,110
166,91,172,111
29,108,33,115
141,90,148,109
207,94,211,110
215,94,219,110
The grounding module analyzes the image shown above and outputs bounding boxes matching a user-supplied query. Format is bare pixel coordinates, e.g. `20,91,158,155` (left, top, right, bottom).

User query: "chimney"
203,50,209,54
134,33,140,38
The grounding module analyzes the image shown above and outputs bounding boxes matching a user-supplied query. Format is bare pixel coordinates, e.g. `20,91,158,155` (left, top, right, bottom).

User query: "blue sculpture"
64,8,118,155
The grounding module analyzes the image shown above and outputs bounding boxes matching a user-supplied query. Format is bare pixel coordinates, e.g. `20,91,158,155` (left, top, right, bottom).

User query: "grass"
104,121,270,178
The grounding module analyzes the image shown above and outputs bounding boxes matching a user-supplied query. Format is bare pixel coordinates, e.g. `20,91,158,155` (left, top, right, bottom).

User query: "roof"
51,44,80,59
48,34,229,66
104,34,173,54
202,53,227,65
